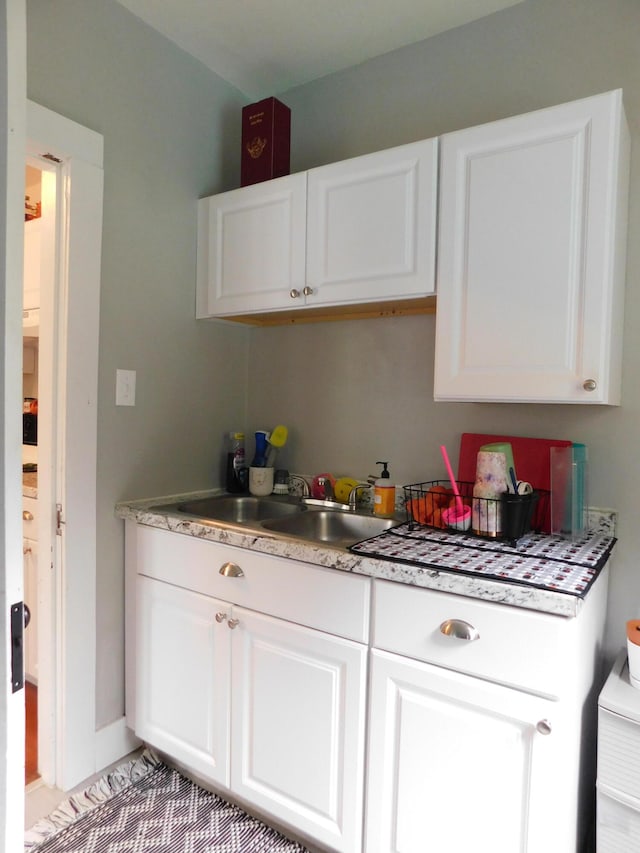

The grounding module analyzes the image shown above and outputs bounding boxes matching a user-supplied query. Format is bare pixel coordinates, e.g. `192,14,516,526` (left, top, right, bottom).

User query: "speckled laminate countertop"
116,489,616,618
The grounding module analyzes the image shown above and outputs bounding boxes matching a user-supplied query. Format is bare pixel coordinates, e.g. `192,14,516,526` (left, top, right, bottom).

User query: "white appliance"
597,650,640,851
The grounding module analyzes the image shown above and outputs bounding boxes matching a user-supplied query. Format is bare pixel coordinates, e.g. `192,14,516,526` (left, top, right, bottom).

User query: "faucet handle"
317,476,335,501
288,474,310,497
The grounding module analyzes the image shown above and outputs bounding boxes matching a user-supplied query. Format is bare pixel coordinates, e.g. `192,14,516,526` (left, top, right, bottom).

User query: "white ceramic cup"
249,466,274,497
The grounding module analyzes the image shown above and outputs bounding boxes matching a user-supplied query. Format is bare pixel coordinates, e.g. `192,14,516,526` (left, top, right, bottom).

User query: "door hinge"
56,502,64,536
10,602,25,693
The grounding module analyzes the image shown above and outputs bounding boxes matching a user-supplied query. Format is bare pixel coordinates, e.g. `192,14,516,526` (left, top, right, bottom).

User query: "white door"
197,172,307,317
434,89,629,404
136,576,231,786
2,0,27,848
231,607,368,853
366,650,560,853
306,138,438,306
26,101,104,790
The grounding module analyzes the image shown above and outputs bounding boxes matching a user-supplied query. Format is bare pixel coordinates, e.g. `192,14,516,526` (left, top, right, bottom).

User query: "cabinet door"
434,89,629,404
23,537,38,682
231,607,367,853
306,139,437,306
366,650,565,853
136,576,231,785
196,173,307,317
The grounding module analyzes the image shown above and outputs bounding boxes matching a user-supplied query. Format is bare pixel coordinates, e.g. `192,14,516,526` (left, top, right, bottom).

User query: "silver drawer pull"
219,562,244,578
536,719,552,735
228,618,240,629
439,619,480,641
215,611,227,623
23,510,34,521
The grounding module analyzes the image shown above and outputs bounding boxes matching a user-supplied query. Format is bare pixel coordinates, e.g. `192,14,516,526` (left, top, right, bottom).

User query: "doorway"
23,100,104,810
22,160,49,790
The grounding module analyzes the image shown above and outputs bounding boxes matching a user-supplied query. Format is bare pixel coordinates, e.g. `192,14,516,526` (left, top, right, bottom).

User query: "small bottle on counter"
373,461,396,518
226,431,248,493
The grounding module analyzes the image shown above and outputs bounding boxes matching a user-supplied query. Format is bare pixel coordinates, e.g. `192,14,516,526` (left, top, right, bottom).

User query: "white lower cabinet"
23,496,39,682
364,575,608,853
130,524,369,852
365,649,558,853
127,523,608,853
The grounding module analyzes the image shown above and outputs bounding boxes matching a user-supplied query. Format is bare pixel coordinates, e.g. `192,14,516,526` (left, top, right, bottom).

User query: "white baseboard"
94,716,142,773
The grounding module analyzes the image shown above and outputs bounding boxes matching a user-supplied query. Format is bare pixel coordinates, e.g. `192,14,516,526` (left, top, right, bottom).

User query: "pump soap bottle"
373,461,396,518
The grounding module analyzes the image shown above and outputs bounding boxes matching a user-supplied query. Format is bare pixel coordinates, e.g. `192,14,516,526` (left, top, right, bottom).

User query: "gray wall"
249,0,640,662
26,0,640,729
27,0,250,727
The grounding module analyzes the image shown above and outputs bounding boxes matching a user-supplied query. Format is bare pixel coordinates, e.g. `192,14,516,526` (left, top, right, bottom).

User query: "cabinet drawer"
136,525,370,642
598,707,640,800
597,788,640,851
373,579,568,697
23,497,38,539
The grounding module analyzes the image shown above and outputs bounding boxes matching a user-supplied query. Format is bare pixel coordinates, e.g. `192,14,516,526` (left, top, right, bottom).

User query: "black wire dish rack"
403,480,550,545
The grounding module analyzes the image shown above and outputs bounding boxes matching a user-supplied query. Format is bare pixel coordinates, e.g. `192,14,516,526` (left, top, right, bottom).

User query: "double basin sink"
150,494,399,550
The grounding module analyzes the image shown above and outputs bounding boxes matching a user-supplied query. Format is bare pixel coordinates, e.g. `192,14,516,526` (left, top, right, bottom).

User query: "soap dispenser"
373,461,395,518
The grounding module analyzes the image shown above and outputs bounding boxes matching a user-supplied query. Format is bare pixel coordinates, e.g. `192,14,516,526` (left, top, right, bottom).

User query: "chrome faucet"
348,482,373,510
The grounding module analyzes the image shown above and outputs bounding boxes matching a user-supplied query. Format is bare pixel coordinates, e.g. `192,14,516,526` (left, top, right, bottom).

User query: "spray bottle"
373,461,396,518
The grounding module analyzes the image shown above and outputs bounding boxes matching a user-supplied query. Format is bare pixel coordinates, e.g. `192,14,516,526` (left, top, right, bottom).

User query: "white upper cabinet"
305,139,437,307
196,139,437,319
434,89,630,404
197,172,307,317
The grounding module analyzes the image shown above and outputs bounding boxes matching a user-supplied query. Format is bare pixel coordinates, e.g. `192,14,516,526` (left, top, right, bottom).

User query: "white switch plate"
116,369,136,406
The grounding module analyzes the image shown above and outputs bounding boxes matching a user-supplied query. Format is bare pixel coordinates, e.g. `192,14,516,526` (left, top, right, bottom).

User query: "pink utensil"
439,444,472,531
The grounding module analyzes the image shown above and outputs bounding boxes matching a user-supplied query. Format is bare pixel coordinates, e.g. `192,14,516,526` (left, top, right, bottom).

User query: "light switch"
116,369,136,406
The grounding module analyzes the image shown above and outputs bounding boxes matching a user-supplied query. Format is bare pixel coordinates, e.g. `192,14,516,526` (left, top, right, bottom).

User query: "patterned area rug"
25,750,309,852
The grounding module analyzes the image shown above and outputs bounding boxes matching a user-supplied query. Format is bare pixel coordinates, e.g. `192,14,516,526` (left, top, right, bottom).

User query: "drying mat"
24,750,308,853
350,523,616,597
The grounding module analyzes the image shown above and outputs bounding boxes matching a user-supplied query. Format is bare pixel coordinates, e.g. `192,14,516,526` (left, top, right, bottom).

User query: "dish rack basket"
403,480,550,543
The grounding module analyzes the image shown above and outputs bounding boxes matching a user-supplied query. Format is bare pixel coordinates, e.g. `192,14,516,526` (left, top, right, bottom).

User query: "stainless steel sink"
261,510,398,547
151,495,305,524
150,494,398,549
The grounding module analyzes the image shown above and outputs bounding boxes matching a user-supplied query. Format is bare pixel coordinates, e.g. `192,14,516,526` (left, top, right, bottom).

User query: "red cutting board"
458,433,572,489
458,433,573,533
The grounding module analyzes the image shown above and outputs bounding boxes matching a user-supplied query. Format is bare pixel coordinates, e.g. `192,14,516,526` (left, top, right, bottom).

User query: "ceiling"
115,0,524,100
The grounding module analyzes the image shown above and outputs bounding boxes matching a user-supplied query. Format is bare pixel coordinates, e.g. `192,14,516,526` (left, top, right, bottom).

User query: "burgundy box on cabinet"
241,97,291,187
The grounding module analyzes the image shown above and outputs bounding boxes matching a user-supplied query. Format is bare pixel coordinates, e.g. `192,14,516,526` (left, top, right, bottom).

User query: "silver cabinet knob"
228,618,240,629
583,379,597,392
215,611,227,623
289,288,301,299
303,286,313,297
439,619,480,641
219,562,244,578
536,719,552,735
23,510,34,521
